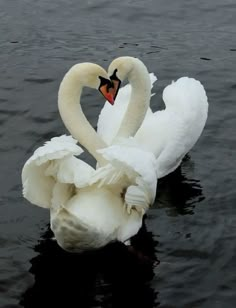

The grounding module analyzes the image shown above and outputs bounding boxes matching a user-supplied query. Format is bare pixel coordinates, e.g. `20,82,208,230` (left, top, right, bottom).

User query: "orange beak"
99,84,115,105
109,78,121,100
109,69,121,101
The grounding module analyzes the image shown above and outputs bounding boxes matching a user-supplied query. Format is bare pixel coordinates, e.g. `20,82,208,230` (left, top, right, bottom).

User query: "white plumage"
98,60,208,178
22,57,208,252
22,135,157,252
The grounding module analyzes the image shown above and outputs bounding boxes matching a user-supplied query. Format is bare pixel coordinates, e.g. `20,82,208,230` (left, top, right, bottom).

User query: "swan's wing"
162,77,208,117
91,142,157,213
22,135,94,208
135,77,208,178
97,73,157,145
25,135,83,165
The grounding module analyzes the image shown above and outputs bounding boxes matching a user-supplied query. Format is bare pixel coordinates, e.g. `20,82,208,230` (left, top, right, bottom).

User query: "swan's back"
135,77,208,178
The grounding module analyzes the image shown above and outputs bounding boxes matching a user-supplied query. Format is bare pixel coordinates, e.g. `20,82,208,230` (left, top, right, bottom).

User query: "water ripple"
24,78,55,84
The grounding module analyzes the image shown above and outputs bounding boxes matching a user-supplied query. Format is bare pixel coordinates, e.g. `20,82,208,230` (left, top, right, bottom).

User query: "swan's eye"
98,76,115,105
110,69,121,100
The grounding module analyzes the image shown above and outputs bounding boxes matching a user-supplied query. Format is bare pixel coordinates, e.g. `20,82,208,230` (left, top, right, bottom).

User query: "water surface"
1,0,236,307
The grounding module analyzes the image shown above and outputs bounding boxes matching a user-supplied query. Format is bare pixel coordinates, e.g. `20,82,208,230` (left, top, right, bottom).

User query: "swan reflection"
20,220,158,308
155,156,204,216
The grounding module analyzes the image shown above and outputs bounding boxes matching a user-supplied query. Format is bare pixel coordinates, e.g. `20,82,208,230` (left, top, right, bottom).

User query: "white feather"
98,74,208,179
134,77,208,177
22,135,84,208
22,135,157,252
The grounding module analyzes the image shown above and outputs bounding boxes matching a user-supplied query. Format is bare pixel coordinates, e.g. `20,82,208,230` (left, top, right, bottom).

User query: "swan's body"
98,57,208,178
22,57,208,252
23,135,157,251
22,63,157,252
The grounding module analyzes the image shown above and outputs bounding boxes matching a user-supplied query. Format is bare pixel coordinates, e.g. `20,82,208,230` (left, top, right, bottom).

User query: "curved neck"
58,66,107,165
115,59,151,141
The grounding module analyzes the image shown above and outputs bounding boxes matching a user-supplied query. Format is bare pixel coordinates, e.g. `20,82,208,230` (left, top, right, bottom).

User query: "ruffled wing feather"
91,142,157,213
22,135,93,208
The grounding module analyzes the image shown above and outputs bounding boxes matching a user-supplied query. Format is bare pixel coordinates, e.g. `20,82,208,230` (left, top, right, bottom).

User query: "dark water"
1,0,236,307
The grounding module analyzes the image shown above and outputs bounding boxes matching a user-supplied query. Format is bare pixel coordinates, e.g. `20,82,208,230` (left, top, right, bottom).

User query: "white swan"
98,57,208,178
22,63,157,252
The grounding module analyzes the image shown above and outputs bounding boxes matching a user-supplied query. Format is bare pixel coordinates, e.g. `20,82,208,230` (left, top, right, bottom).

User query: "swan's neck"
115,60,151,140
58,67,107,165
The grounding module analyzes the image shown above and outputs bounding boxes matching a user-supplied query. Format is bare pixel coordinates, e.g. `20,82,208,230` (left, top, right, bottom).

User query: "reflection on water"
20,221,158,308
156,156,204,216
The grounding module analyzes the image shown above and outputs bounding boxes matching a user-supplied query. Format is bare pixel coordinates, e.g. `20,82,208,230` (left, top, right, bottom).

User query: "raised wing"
135,77,208,178
22,135,94,208
90,141,158,213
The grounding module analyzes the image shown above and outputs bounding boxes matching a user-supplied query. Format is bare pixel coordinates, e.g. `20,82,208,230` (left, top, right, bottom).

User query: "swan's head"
108,57,136,100
71,63,115,104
